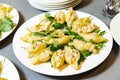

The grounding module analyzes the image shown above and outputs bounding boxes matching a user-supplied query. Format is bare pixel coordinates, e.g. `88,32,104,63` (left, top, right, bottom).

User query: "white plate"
30,0,80,7
110,12,120,46
34,0,77,6
13,10,113,76
0,55,20,80
34,0,71,4
28,0,81,11
0,3,19,41
31,0,81,8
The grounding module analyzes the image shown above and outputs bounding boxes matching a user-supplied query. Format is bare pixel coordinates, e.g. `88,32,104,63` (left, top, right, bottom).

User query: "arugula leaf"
96,42,105,49
65,27,85,41
51,22,68,30
0,16,14,32
45,13,54,21
81,50,92,57
99,30,106,36
53,40,58,48
77,53,86,65
75,34,85,41
32,40,36,45
33,30,50,37
48,44,66,52
88,39,94,43
44,30,50,36
50,33,58,38
52,22,63,29
33,32,42,37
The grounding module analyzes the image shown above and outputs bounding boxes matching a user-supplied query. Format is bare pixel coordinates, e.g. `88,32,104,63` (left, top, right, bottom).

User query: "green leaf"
33,32,42,37
78,53,86,64
32,40,36,45
50,33,58,38
65,26,85,41
45,13,51,18
52,22,63,29
96,42,105,49
45,13,54,21
0,16,14,32
88,39,94,43
2,16,13,25
48,44,66,52
81,50,92,57
99,30,106,36
33,30,50,37
75,34,85,41
0,23,13,32
53,40,58,48
44,30,50,36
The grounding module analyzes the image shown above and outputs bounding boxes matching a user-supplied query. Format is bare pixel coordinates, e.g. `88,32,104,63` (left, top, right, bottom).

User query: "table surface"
0,0,120,80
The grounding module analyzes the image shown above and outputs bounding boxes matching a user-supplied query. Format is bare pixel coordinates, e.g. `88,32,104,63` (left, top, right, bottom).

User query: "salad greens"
98,30,106,36
52,22,64,29
33,30,50,37
0,16,14,33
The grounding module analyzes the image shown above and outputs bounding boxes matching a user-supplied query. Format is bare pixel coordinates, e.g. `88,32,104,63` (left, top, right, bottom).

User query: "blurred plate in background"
110,12,120,46
0,3,19,41
28,0,82,11
0,55,20,80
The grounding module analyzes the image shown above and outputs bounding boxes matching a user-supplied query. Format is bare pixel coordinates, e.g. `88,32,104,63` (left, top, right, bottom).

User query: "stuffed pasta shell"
64,46,81,70
65,7,78,27
30,16,52,32
20,33,45,43
51,29,65,38
51,50,65,68
48,36,73,45
54,11,65,24
26,42,46,58
80,33,108,43
72,17,99,33
69,39,98,53
32,48,51,65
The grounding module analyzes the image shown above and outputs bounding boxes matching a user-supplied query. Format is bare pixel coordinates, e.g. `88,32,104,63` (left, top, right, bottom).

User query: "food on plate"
0,3,14,39
51,50,65,68
21,8,108,70
0,60,7,80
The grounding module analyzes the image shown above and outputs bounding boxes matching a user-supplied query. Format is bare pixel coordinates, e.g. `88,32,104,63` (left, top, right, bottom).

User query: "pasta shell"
64,46,80,70
51,50,65,68
80,33,108,43
26,42,46,58
65,7,78,27
54,11,65,24
32,48,51,65
69,39,98,53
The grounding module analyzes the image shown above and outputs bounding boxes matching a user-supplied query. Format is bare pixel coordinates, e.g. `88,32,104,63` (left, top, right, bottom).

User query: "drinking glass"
102,0,120,18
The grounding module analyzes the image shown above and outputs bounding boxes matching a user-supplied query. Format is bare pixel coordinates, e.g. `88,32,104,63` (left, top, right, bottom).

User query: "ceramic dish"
110,12,120,46
0,3,19,41
28,0,82,11
13,10,113,76
0,55,20,80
